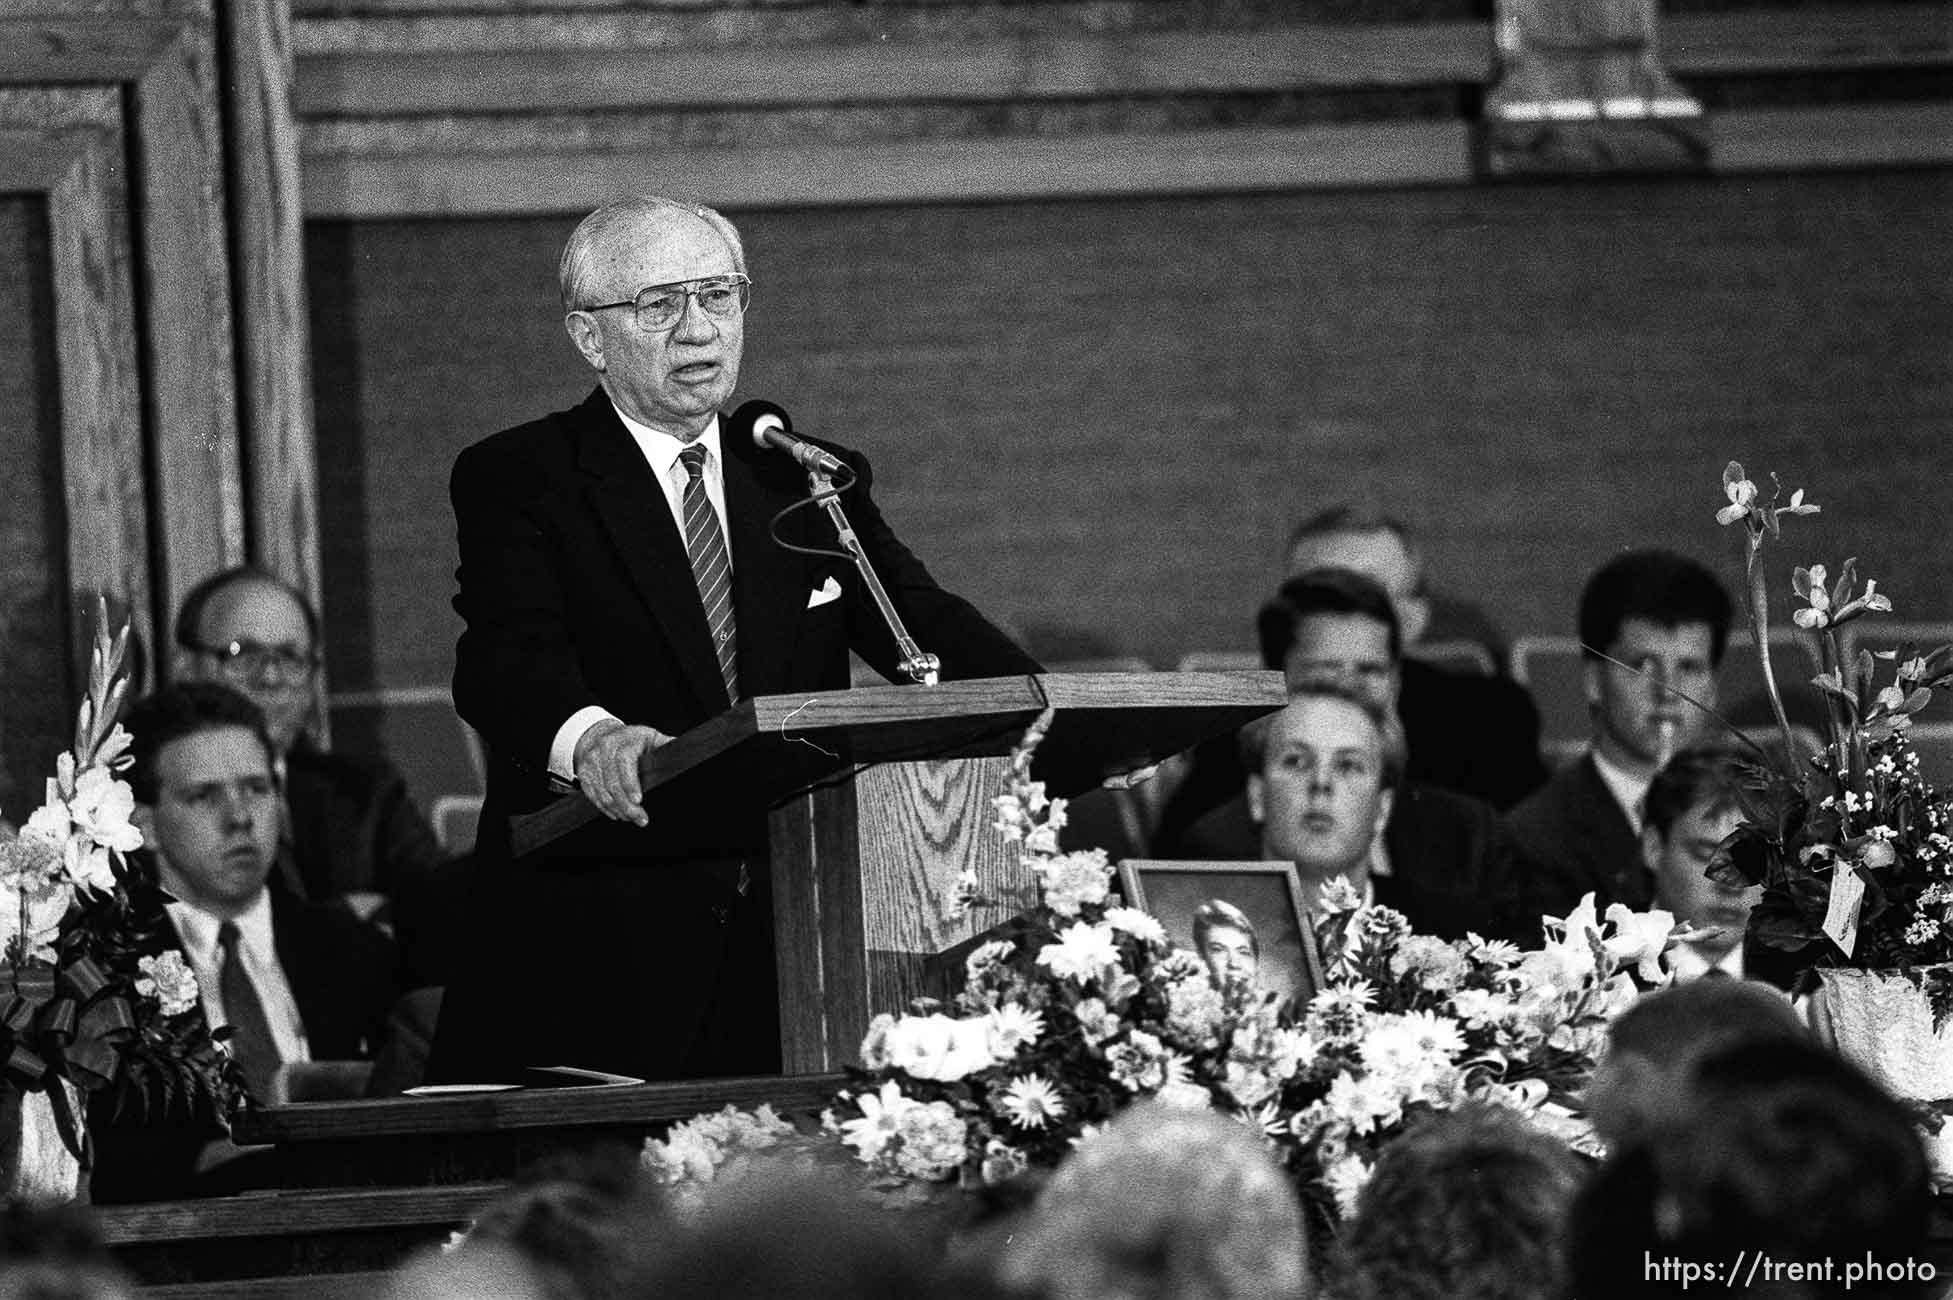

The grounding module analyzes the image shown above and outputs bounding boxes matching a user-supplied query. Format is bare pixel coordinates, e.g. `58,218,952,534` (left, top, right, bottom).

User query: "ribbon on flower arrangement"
0,964,57,1021
65,996,134,1087
58,955,111,1003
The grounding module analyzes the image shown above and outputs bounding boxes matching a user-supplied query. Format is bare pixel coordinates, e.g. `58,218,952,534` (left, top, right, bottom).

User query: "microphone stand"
809,466,939,685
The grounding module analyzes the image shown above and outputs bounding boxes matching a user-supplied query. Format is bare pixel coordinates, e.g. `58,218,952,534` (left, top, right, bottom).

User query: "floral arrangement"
0,606,243,1169
643,709,1675,1220
1712,464,1953,1015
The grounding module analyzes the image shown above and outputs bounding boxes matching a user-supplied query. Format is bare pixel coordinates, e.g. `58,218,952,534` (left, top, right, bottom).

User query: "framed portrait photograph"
1117,860,1324,1011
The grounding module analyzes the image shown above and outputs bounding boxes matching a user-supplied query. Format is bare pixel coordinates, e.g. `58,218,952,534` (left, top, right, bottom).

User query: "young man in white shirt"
1506,549,1733,915
124,683,398,1104
1641,744,1763,983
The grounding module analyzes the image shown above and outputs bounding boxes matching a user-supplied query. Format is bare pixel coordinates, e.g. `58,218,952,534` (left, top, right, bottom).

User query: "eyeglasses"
192,639,319,684
578,274,751,332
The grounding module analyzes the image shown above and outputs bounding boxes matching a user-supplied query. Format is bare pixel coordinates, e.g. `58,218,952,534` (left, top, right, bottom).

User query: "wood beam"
300,122,1473,217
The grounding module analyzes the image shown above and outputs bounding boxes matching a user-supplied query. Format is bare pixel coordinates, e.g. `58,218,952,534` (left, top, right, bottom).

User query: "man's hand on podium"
1101,763,1160,790
573,719,673,827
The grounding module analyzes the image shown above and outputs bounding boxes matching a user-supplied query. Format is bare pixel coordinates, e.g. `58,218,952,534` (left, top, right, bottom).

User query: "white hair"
558,196,746,312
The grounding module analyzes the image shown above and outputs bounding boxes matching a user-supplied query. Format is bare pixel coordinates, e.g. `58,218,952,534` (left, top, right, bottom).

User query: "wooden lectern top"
512,670,1284,858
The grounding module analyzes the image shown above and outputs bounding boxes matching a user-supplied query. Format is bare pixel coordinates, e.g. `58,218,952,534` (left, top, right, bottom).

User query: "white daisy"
999,1075,1067,1130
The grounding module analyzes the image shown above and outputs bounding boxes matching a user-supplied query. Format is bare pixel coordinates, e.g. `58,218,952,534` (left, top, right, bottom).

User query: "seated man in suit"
1156,571,1532,940
123,682,401,1103
1285,506,1546,808
1506,549,1733,916
173,566,457,988
1641,744,1765,983
1242,685,1528,938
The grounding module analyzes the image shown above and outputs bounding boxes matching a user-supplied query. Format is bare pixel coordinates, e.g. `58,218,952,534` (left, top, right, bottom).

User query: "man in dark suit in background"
1156,570,1533,942
1284,507,1547,809
173,566,456,989
429,195,1041,1084
1505,549,1732,915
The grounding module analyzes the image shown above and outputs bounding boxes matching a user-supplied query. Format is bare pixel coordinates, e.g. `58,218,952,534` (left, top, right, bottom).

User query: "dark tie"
678,444,739,705
217,920,282,1102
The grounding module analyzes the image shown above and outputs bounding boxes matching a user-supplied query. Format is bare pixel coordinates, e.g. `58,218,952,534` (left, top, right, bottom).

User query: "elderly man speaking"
430,196,1040,1083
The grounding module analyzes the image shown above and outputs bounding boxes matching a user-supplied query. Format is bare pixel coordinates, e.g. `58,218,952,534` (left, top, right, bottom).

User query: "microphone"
728,399,846,477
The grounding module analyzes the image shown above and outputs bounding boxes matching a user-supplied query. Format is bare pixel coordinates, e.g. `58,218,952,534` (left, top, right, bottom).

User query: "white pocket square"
807,576,842,608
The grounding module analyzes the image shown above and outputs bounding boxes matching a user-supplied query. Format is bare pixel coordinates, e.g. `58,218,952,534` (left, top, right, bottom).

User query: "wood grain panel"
0,196,66,810
233,1071,843,1143
292,25,1489,116
0,17,178,80
0,99,153,716
1713,103,1953,171
289,8,1953,119
299,122,1472,217
133,12,247,622
98,1182,502,1243
857,756,1026,953
225,0,325,634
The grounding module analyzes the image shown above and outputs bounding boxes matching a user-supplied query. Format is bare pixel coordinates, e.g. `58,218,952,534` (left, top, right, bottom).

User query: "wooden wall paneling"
222,0,325,642
0,1,321,692
289,4,1953,215
291,24,1492,117
0,95,151,733
1713,103,1953,173
299,123,1473,218
130,8,248,625
288,6,1953,118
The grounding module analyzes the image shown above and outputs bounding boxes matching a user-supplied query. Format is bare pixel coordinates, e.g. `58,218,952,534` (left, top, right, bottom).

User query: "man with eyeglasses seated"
428,195,1041,1086
173,566,454,991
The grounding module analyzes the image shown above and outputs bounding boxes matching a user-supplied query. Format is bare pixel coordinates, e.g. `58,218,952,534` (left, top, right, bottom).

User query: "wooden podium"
515,670,1285,1072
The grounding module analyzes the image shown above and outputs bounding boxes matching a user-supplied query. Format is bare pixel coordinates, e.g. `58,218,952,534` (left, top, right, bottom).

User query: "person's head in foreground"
1192,898,1260,992
1001,1100,1310,1300
1583,976,1808,1151
441,1148,661,1300
1577,549,1733,779
626,1171,999,1299
124,682,281,921
1567,1037,1932,1299
0,1201,133,1300
1242,685,1400,911
1328,1101,1586,1300
1641,744,1762,974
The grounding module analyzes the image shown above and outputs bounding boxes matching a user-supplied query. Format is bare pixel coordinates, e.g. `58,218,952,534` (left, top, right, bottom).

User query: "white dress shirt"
1590,747,1654,836
166,890,311,1066
548,407,733,782
1668,940,1747,983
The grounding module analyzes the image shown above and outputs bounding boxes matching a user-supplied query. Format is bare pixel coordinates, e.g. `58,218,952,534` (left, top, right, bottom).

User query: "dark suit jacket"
281,742,446,902
430,389,1041,1082
281,742,460,990
1503,753,1654,917
160,885,399,1063
1157,781,1536,944
264,884,400,1062
91,883,398,1202
1397,659,1548,811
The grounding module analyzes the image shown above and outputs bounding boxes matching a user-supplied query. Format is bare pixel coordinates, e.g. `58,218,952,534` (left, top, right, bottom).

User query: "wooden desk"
229,1073,846,1188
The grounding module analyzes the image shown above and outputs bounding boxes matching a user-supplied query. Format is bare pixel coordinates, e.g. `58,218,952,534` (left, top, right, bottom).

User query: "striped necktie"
678,443,739,705
217,920,282,1103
